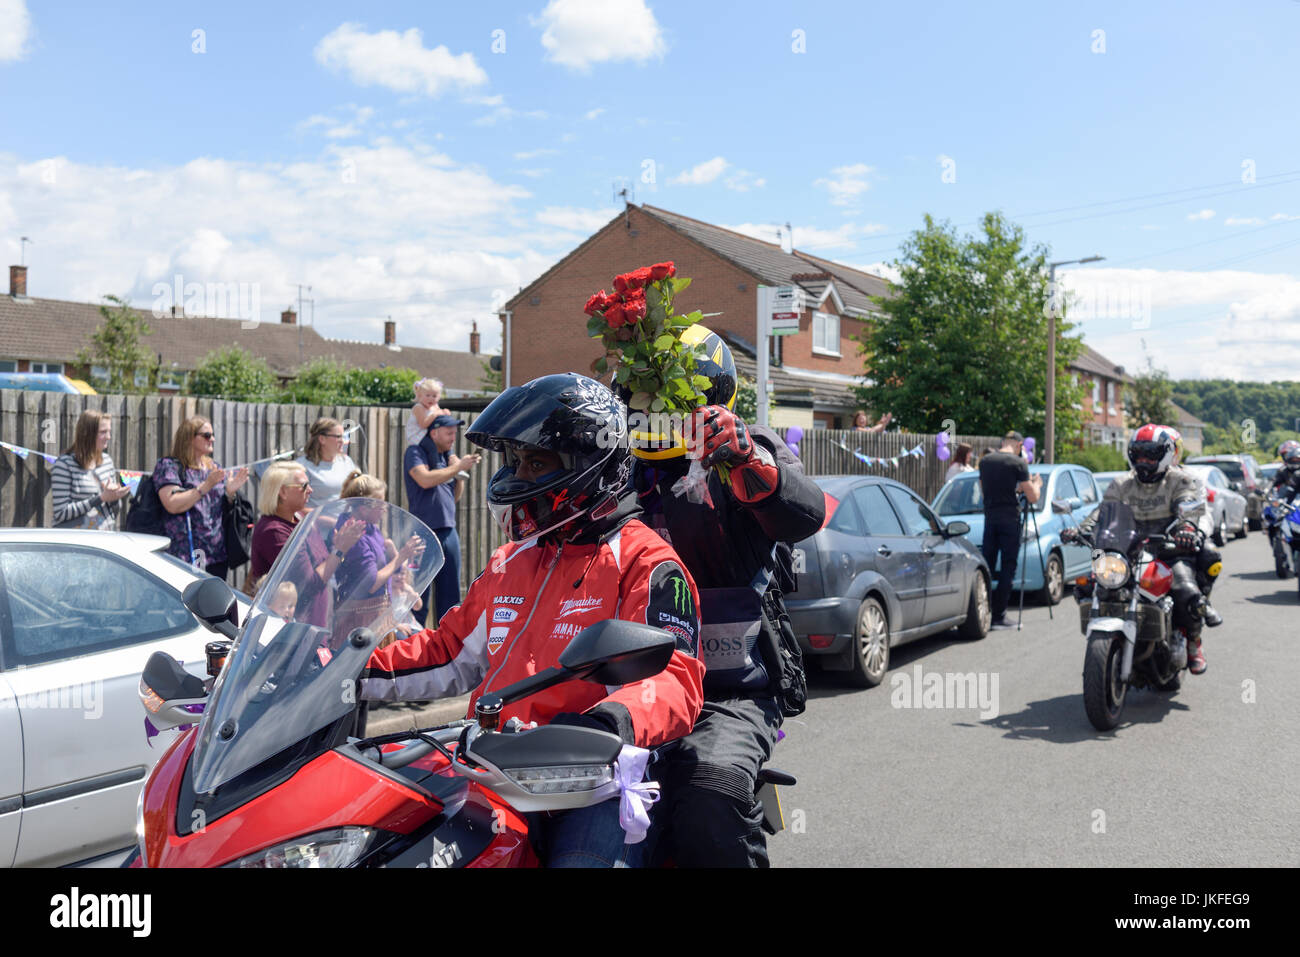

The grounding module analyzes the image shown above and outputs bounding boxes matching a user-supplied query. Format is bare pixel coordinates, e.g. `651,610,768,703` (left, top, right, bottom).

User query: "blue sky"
2,0,1299,380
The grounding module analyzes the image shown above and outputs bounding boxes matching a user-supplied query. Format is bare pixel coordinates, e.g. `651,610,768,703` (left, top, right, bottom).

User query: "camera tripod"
1015,492,1053,629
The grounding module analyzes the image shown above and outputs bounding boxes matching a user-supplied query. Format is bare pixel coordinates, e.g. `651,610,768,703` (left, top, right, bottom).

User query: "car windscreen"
1201,460,1243,481
934,476,983,515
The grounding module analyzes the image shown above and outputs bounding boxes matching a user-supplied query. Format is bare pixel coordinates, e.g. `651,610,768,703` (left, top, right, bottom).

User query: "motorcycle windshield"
1092,500,1139,554
190,498,444,794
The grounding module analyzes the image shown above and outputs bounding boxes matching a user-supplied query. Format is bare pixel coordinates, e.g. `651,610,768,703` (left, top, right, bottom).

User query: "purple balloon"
935,432,949,448
1026,449,1035,463
1023,437,1036,452
786,426,804,445
788,444,800,457
937,445,951,461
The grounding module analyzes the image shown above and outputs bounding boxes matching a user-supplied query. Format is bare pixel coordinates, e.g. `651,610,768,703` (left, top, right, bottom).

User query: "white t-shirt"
296,453,359,508
405,406,445,447
945,462,975,483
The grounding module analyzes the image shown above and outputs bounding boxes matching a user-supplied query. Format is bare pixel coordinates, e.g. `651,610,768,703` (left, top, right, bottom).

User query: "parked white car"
0,529,250,867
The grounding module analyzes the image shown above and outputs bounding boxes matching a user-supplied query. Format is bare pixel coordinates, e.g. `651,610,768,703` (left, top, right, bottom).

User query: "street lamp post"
1046,255,1104,463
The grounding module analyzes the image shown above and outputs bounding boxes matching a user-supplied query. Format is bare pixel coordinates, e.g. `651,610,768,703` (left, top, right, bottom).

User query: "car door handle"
922,546,934,555
877,546,893,557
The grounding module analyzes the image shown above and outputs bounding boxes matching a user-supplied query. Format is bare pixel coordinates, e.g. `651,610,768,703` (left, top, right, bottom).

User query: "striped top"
51,453,121,530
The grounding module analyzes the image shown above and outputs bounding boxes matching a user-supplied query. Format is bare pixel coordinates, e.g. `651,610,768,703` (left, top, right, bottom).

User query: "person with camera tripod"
979,431,1042,630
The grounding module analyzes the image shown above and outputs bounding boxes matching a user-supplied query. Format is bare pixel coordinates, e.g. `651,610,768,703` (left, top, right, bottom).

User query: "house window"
812,311,840,356
1091,379,1100,407
159,369,185,389
0,360,16,373
30,361,63,374
90,365,109,386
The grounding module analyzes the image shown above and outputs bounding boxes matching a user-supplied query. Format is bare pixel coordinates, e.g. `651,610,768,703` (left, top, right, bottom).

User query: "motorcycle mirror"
182,578,239,638
558,619,676,685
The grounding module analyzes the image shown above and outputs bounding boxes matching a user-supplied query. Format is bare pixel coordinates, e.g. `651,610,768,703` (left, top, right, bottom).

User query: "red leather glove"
693,406,778,504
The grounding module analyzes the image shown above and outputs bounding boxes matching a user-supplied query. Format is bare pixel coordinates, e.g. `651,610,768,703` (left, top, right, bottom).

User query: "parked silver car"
785,476,991,687
0,529,249,867
1184,464,1249,545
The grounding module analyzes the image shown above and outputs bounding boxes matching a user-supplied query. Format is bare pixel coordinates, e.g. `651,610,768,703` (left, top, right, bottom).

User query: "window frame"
0,543,197,669
882,484,943,537
811,310,841,358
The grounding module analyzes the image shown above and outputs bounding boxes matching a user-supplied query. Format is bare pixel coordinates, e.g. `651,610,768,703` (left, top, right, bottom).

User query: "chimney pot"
9,265,27,297
469,320,480,355
281,308,297,325
384,319,396,346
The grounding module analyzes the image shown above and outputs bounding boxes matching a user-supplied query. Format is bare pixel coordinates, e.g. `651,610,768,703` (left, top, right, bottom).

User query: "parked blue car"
931,464,1102,605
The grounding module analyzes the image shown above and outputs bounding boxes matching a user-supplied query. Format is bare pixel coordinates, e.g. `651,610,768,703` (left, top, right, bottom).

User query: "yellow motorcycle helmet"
627,324,738,461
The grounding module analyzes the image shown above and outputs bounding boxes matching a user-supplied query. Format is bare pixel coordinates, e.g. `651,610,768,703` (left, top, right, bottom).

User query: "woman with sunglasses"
296,417,358,508
153,416,250,579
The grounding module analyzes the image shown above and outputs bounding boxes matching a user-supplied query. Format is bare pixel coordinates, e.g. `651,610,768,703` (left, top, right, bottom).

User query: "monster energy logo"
671,576,692,615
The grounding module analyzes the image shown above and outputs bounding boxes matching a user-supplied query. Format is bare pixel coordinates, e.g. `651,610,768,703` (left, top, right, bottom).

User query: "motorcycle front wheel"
1083,635,1127,731
1274,538,1291,579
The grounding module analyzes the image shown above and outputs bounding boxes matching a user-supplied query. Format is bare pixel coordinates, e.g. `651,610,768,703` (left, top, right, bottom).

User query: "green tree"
279,358,419,405
279,358,350,405
188,346,279,401
854,212,1085,456
1125,356,1175,428
479,359,504,394
76,295,157,394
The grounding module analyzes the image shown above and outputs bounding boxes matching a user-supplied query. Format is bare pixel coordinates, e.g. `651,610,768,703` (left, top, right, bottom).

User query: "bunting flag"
0,439,58,465
830,438,926,469
0,439,299,487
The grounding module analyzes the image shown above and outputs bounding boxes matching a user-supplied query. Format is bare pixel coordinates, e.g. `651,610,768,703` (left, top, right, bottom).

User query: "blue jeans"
533,799,649,868
415,526,461,626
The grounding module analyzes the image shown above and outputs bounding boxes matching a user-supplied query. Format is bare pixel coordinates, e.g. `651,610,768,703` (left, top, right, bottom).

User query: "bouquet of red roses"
584,261,713,413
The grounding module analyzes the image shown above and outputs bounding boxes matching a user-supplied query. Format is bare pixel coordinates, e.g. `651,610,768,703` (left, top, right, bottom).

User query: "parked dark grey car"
785,476,992,687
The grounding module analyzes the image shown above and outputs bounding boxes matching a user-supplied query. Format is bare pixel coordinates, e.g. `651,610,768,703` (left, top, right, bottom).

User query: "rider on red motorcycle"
1064,424,1219,674
360,373,705,866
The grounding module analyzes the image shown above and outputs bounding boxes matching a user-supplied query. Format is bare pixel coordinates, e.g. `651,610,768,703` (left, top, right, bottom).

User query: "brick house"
499,204,892,429
1,265,493,396
1068,345,1132,451
1168,400,1206,455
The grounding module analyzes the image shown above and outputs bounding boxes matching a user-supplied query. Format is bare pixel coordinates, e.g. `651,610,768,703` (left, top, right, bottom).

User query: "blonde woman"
154,416,249,578
334,472,424,641
295,417,358,508
51,410,129,529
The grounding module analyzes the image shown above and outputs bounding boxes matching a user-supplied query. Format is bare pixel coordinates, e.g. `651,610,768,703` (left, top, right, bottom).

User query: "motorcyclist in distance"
360,373,705,867
1063,424,1220,674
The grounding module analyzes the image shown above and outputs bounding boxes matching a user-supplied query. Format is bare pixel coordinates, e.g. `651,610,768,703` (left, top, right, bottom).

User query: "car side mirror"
1051,498,1072,514
944,520,971,537
182,578,239,639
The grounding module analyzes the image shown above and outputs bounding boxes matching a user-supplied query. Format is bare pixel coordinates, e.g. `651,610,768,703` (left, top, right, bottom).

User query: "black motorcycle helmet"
467,373,630,543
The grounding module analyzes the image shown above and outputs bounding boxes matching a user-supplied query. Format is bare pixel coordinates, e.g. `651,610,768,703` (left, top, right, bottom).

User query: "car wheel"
1212,514,1226,548
957,572,991,641
848,596,890,688
1039,553,1065,606
1234,514,1248,540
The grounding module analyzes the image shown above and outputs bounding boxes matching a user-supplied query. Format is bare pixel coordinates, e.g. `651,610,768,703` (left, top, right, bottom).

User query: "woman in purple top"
155,416,249,580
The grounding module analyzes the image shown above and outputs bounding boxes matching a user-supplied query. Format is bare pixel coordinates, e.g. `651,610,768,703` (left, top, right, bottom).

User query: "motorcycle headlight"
506,764,614,795
225,826,384,868
1091,552,1130,589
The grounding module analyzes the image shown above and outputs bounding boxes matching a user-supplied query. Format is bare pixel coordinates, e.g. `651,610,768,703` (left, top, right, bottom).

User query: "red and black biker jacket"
360,502,705,750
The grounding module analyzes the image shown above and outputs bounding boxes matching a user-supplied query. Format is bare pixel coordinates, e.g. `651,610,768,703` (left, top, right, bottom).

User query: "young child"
268,581,298,620
405,378,446,448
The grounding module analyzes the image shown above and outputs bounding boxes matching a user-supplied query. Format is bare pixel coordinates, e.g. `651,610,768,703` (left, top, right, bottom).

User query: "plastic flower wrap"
585,262,713,414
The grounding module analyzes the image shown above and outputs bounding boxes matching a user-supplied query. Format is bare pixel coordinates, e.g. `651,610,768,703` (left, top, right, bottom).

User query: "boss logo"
493,608,518,623
703,636,745,655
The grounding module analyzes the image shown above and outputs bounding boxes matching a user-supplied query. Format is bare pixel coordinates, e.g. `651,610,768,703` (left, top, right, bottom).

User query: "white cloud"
855,261,901,284
0,0,32,62
670,157,728,186
1224,216,1265,226
722,222,886,251
1270,212,1300,221
534,205,618,233
0,144,587,355
473,106,549,126
1060,266,1300,379
584,107,606,120
534,0,667,71
299,105,375,140
815,164,875,206
314,23,488,98
1186,209,1215,221
723,169,765,192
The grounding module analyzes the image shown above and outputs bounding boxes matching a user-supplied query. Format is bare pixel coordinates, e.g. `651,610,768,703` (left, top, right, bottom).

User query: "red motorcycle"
130,499,675,868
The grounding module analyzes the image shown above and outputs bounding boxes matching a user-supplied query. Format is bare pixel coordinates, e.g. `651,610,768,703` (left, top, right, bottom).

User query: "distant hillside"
1172,379,1300,458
